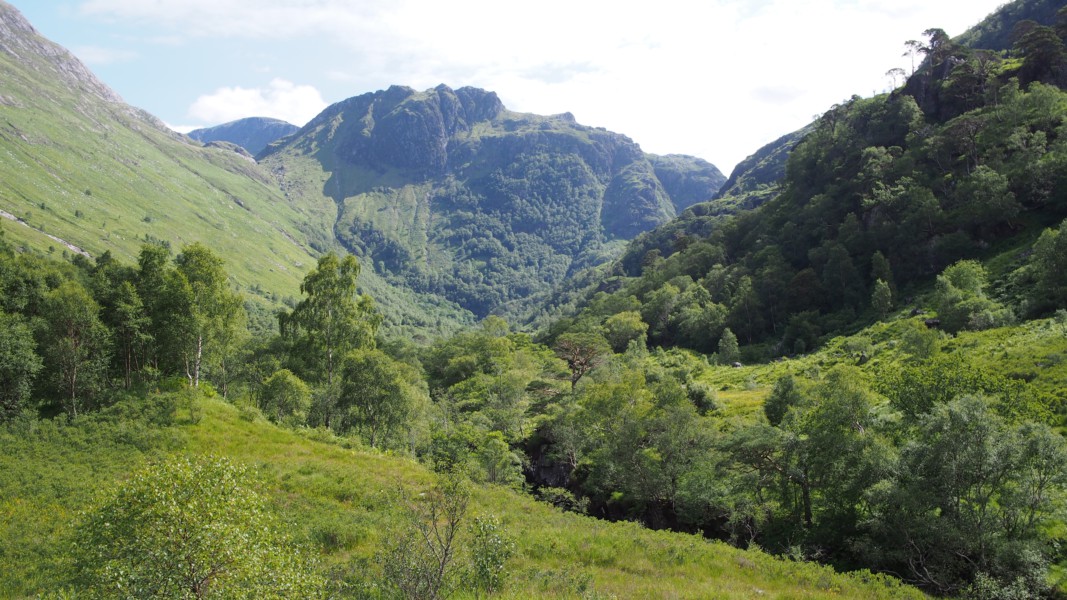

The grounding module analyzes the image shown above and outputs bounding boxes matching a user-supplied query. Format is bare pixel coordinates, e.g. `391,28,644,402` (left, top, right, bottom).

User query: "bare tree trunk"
124,341,132,389
69,364,78,418
193,335,203,388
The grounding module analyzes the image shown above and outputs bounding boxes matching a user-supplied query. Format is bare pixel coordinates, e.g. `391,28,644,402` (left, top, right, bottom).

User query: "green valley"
4,0,1067,598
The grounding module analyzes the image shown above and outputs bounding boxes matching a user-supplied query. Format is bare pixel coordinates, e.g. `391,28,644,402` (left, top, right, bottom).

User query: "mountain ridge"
3,1,1067,597
262,83,725,318
955,0,1066,51
187,116,299,156
0,0,121,106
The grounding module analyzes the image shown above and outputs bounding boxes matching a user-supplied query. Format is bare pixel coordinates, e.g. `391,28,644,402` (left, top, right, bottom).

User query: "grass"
0,49,313,298
0,391,929,599
716,388,769,420
9,308,1061,597
0,46,475,340
691,309,1067,431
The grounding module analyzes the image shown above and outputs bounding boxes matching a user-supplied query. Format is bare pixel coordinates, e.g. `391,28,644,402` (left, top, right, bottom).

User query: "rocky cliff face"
263,84,725,317
291,85,506,177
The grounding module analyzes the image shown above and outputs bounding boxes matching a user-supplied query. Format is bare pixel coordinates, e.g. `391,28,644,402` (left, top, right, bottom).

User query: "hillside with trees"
0,0,726,339
3,214,1065,597
0,235,942,599
553,15,1067,360
0,0,477,341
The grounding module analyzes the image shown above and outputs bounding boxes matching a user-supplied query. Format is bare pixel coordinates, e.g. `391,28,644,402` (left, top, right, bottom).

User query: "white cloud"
72,45,137,65
165,123,201,134
76,0,1009,171
187,78,327,126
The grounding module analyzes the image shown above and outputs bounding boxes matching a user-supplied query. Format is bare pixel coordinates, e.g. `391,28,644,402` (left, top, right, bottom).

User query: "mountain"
649,153,727,211
694,0,1067,223
187,116,299,156
712,124,813,213
0,1,480,337
3,1,1066,597
0,0,726,329
553,6,1067,356
604,0,1067,313
526,15,1067,590
955,0,1067,51
260,84,725,318
0,0,308,296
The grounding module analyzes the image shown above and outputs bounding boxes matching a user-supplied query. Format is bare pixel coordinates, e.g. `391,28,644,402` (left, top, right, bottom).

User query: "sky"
13,0,1008,174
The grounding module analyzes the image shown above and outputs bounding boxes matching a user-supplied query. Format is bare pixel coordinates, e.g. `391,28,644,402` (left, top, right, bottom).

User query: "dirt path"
0,208,92,257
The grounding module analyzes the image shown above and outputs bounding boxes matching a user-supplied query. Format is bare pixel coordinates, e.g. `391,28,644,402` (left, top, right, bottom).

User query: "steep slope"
607,125,813,279
553,9,1067,357
187,116,299,155
955,0,1067,51
0,0,311,297
713,123,813,212
0,1,726,330
608,112,816,279
0,1,473,337
649,153,727,211
630,0,1067,283
260,84,724,318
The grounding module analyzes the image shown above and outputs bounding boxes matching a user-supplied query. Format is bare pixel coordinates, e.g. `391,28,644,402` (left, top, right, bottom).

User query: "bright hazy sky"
15,0,1007,173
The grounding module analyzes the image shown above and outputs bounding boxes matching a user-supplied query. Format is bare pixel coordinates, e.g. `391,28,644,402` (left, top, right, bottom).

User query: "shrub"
73,455,325,599
468,515,515,595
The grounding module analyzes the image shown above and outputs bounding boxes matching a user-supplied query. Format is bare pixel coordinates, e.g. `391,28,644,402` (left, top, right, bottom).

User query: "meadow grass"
1,392,930,599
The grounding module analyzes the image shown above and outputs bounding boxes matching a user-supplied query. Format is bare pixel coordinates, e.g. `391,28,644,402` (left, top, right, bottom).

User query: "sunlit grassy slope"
701,314,1067,423
0,33,316,298
0,395,928,599
0,10,475,337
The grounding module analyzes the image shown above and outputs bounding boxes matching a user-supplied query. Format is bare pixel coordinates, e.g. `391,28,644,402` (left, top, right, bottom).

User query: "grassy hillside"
0,391,927,599
0,3,720,335
0,2,474,338
701,315,1067,420
0,4,311,297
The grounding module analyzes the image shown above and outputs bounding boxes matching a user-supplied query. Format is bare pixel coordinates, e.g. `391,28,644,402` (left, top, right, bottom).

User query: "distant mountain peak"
292,83,507,174
187,116,299,156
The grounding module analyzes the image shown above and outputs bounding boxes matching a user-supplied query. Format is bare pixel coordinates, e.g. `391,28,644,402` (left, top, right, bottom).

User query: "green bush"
468,515,516,595
72,455,325,599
